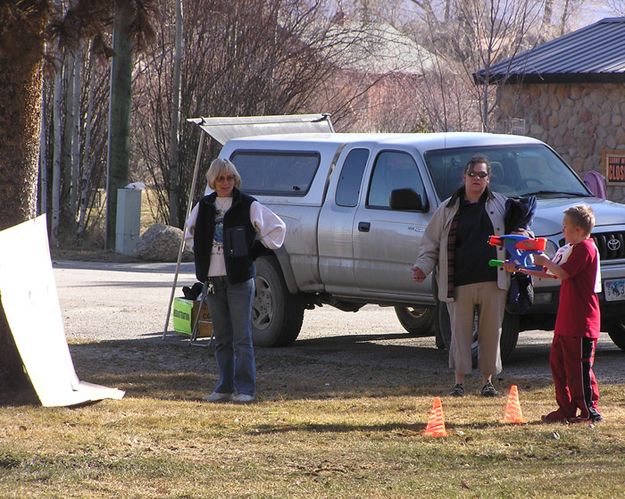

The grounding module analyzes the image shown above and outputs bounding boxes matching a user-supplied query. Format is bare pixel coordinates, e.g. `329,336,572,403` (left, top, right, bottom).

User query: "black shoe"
570,412,603,424
449,383,465,397
480,381,499,397
589,408,604,423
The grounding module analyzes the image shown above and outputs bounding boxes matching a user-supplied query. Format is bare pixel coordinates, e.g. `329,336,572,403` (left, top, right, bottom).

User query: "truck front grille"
593,232,625,260
560,232,625,260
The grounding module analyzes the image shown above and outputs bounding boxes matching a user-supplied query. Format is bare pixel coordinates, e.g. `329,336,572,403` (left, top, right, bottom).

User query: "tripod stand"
189,281,214,349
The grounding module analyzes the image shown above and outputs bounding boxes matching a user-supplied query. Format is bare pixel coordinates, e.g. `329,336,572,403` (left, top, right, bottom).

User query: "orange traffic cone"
502,384,526,424
422,396,448,437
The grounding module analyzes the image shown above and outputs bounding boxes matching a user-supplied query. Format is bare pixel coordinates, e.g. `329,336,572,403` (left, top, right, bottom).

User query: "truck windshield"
424,144,591,201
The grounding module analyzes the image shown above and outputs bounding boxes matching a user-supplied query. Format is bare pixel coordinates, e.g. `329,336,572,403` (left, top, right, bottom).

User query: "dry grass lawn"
2,337,625,498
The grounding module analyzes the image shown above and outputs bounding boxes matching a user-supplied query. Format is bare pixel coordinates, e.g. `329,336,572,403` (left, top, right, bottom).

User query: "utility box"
115,188,142,255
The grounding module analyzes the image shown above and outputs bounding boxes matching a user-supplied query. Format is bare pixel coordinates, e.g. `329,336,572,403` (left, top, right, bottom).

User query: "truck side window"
367,151,427,210
335,148,369,207
229,151,320,196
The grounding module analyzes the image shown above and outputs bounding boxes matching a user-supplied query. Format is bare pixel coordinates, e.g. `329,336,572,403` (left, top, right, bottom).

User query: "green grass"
1,340,624,498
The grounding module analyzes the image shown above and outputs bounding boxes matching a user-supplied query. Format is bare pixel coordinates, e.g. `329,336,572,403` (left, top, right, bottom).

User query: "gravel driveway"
53,260,625,385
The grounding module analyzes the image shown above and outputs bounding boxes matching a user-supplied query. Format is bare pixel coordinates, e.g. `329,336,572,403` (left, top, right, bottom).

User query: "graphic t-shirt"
208,197,232,277
554,239,601,338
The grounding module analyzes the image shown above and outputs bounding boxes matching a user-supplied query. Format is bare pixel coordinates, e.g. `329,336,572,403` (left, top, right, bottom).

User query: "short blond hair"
206,158,242,190
564,204,595,235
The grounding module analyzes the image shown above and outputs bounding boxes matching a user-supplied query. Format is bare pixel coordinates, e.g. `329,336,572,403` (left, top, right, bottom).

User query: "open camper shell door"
187,113,334,145
162,113,334,340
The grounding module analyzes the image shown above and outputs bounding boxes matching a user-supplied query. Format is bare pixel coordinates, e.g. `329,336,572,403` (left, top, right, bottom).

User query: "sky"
574,0,620,27
335,0,622,30
393,0,621,27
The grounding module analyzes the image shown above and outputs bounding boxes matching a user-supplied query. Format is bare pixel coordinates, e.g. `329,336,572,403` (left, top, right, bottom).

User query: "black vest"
193,188,259,284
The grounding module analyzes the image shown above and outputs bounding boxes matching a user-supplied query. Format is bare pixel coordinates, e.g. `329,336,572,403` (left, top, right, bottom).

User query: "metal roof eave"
473,17,625,86
187,114,335,145
474,71,625,85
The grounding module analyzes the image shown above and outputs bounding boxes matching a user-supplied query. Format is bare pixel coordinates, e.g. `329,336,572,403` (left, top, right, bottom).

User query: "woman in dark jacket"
185,158,286,403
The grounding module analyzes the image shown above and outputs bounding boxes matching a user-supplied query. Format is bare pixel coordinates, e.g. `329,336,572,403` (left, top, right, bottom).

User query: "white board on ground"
0,216,124,407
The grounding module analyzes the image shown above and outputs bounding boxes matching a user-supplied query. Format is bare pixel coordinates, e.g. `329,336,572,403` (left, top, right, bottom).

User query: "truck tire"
607,319,625,351
437,300,520,363
252,257,304,347
394,306,435,336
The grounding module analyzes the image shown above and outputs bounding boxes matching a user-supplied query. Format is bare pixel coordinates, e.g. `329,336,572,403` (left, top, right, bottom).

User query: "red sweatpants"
550,335,601,419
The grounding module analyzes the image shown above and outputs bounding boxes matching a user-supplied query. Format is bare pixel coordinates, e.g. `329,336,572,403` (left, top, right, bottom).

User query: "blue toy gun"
487,234,547,272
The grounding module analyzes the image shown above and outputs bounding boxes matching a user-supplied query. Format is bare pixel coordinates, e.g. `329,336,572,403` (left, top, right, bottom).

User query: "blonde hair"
206,158,242,190
564,204,595,235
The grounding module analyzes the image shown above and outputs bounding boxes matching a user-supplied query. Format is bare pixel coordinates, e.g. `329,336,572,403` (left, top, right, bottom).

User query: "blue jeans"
205,277,256,396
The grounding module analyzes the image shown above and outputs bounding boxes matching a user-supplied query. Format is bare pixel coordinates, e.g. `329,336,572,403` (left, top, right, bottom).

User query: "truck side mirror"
389,188,426,211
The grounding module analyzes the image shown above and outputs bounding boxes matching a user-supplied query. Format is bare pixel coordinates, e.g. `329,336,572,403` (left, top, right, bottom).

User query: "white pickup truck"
198,117,625,360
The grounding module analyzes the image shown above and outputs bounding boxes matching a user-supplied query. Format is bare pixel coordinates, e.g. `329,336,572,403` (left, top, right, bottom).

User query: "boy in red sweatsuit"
533,204,602,423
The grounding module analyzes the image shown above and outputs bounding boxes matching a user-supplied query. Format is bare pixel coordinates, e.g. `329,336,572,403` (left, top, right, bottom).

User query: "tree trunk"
77,44,96,242
543,0,554,26
168,0,184,228
51,47,63,247
39,70,48,216
560,0,571,36
70,43,84,230
0,5,47,402
61,50,76,234
106,2,135,249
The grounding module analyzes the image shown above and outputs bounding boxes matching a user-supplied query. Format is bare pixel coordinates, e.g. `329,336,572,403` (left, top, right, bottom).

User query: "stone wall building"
474,18,625,201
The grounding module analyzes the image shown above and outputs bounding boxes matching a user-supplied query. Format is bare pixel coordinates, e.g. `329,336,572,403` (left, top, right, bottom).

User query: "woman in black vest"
185,158,286,403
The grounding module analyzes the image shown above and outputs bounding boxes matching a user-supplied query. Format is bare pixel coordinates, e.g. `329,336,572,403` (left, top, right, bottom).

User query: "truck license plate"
604,279,625,302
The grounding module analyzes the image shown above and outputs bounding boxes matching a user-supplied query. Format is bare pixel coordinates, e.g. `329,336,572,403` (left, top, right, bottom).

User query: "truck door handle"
358,222,371,232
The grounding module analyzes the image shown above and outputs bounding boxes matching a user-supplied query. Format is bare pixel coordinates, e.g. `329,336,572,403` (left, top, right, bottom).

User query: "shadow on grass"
248,421,425,435
65,331,624,403
68,331,449,401
245,419,552,436
243,416,571,436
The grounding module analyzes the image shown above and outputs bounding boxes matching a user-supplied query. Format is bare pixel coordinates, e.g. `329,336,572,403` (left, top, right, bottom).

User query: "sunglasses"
467,171,489,179
216,175,235,183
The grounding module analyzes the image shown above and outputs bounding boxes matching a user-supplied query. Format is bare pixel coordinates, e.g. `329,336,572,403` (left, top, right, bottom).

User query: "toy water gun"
487,234,547,272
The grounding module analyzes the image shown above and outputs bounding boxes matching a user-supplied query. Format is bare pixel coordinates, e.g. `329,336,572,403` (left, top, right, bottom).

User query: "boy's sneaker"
569,416,603,424
232,393,255,404
203,392,232,402
480,381,499,397
540,409,571,423
587,408,603,423
570,410,603,424
591,413,604,423
449,384,465,397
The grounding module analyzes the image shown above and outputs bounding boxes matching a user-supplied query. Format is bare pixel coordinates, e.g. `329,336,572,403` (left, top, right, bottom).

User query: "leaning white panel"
0,216,124,407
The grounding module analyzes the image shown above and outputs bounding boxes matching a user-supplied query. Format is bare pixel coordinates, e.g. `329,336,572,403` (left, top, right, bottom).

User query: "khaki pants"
446,282,507,377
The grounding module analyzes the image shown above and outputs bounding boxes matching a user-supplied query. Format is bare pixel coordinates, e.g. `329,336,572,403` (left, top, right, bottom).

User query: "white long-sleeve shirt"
184,198,286,277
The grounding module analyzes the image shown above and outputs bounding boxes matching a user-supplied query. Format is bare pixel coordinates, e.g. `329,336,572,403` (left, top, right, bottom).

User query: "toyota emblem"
607,238,621,251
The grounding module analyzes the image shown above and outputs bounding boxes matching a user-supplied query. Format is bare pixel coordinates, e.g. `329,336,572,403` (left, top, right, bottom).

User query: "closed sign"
603,150,625,185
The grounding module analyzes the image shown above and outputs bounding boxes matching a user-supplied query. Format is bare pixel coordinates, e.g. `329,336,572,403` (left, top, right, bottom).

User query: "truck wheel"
394,306,435,336
607,320,625,351
252,257,304,347
437,301,520,363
